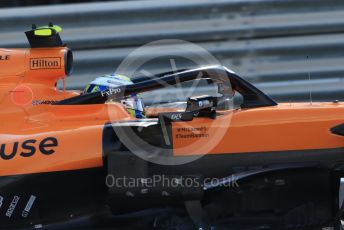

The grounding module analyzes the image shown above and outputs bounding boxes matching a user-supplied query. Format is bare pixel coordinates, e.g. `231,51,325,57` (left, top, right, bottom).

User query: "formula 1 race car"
1,24,344,230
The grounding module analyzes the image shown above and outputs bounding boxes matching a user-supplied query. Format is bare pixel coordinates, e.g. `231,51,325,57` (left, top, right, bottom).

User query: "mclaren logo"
30,57,61,70
0,137,58,160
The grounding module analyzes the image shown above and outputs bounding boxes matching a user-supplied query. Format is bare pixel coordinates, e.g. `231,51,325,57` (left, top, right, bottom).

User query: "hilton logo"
30,57,61,70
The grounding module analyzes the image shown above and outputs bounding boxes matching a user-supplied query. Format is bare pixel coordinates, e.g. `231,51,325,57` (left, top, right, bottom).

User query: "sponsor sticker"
22,195,36,218
0,137,58,161
6,195,20,218
0,55,10,61
32,100,57,105
30,57,61,70
175,126,210,139
171,113,182,121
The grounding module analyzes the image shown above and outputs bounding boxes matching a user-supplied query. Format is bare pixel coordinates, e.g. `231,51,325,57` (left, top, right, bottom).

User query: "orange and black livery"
1,24,344,229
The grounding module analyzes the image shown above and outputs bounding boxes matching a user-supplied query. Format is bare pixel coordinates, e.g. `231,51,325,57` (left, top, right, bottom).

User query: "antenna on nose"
307,55,313,106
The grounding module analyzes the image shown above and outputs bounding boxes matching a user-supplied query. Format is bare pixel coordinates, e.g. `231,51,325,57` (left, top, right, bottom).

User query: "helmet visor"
121,98,145,112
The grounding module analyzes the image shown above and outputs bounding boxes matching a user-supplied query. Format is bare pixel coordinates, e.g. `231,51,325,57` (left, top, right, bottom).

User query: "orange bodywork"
3,100,344,177
0,47,132,176
1,47,344,177
172,103,344,155
0,48,77,106
0,103,131,176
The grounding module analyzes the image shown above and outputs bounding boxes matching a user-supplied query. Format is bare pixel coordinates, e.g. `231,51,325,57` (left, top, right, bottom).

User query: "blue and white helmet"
83,73,145,118
84,73,133,93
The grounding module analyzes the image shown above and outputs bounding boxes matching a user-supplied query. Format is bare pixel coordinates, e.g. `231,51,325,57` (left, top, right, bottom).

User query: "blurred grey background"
0,0,344,103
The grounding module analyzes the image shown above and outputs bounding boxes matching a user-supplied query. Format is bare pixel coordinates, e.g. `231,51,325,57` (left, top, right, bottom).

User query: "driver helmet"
83,73,145,118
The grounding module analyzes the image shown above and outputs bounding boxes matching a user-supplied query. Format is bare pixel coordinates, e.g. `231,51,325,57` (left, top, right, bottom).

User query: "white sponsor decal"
0,196,3,208
171,113,182,120
22,195,36,218
6,195,20,218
